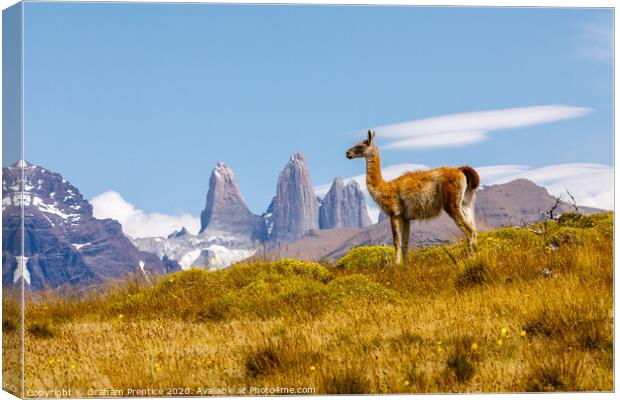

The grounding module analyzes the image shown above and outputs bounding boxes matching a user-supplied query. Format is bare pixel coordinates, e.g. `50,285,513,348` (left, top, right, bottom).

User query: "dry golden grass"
2,212,613,396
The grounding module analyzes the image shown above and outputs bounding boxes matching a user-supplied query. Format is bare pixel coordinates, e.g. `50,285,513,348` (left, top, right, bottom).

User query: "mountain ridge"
4,158,606,289
2,161,176,290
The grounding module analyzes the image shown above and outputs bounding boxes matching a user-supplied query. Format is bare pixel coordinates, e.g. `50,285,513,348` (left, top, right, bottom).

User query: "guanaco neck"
365,147,384,202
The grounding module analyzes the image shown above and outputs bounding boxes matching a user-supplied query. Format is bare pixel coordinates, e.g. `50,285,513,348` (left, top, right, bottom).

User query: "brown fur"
346,130,479,267
460,165,480,190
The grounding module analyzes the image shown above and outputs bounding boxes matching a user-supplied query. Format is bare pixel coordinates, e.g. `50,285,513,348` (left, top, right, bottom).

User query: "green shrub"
588,212,614,238
540,212,613,246
267,259,333,282
557,212,596,228
336,246,395,270
557,212,613,230
327,274,397,302
478,227,542,250
545,227,588,248
236,274,331,318
106,259,394,322
413,246,459,266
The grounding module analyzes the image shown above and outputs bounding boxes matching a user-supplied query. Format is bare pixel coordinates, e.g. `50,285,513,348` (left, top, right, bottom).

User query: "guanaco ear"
367,129,374,144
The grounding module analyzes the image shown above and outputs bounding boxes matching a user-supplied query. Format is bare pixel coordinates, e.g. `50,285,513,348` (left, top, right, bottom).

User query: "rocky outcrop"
134,162,263,271
319,177,372,229
2,161,173,291
168,227,189,239
199,162,263,240
268,153,319,243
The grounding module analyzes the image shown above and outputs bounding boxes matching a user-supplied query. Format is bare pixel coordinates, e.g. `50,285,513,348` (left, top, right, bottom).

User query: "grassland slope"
3,212,613,395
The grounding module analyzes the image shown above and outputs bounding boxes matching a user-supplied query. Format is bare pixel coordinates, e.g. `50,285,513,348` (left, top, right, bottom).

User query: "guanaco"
346,130,479,267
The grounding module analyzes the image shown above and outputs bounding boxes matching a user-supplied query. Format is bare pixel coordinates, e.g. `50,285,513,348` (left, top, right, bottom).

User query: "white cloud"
574,18,613,64
384,131,489,149
479,163,613,211
91,191,200,238
317,162,612,223
473,164,530,182
374,105,592,149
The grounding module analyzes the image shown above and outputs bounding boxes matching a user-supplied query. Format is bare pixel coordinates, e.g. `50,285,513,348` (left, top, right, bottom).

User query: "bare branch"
565,190,580,214
541,195,563,221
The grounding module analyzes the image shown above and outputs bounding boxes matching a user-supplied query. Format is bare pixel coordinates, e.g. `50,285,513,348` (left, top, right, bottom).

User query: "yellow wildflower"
70,364,76,369
497,339,503,346
471,343,478,351
310,365,316,371
118,314,124,319
520,330,527,337
501,327,508,335
404,381,410,387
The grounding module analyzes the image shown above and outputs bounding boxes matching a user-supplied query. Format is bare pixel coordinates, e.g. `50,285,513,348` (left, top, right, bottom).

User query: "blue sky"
20,3,613,237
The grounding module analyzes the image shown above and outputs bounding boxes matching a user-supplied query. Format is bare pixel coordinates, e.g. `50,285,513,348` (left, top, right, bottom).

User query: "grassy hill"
3,212,613,395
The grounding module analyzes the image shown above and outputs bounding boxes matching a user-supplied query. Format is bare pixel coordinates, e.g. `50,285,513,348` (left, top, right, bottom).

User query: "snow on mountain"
202,245,256,270
132,229,257,271
2,160,175,290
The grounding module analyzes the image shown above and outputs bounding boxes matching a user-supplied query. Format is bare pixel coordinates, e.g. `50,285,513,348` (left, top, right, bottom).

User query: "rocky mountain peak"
2,161,172,290
3,159,93,222
268,153,319,243
168,227,189,239
319,177,372,229
289,153,306,164
213,160,234,177
347,178,363,192
199,162,263,239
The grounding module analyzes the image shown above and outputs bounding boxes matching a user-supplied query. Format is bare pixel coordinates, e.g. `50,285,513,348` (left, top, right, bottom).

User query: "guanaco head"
346,130,376,159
